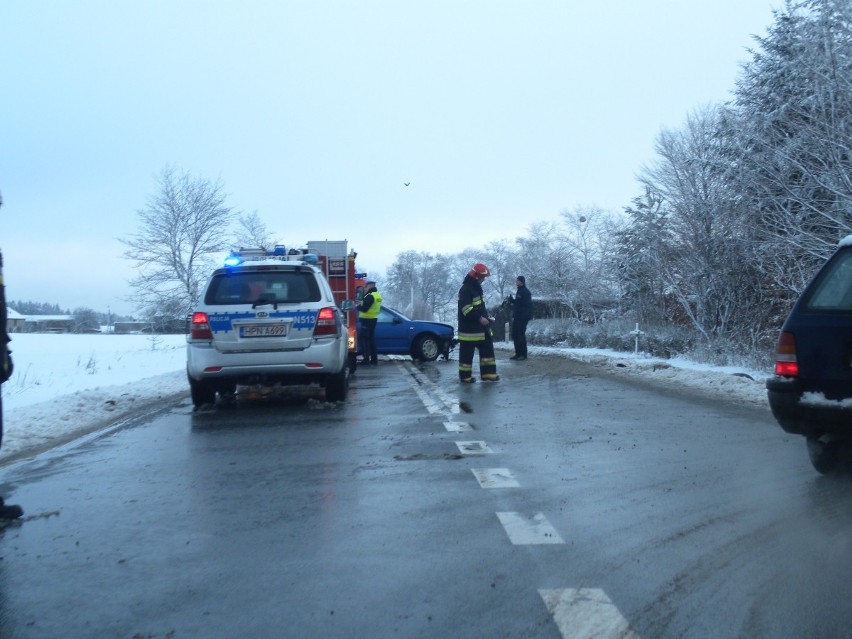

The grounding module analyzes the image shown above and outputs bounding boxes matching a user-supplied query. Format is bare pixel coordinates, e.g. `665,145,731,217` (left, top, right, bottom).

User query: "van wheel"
189,377,216,408
325,367,349,402
348,352,358,374
806,436,843,474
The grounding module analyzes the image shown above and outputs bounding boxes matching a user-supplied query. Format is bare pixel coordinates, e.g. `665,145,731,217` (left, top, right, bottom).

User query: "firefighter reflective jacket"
457,274,489,342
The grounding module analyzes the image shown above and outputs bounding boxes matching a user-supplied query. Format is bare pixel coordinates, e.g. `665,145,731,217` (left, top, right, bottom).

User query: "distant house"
113,321,151,334
21,314,75,333
6,308,26,333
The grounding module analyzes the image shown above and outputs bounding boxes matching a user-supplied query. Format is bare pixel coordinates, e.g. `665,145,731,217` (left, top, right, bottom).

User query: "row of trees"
381,0,852,355
125,0,851,359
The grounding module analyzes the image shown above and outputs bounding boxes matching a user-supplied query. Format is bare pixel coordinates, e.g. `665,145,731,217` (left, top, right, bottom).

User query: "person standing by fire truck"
457,263,499,383
358,280,382,365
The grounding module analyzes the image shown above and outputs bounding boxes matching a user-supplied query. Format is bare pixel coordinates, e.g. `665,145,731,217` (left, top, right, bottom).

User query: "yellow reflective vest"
359,290,382,319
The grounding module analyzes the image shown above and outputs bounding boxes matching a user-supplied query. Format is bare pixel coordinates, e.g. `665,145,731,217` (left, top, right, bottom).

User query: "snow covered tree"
558,206,624,323
615,188,673,325
731,0,852,293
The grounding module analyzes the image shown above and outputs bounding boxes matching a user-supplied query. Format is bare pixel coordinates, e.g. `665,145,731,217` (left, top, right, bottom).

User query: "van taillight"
190,312,214,340
313,307,339,337
774,331,799,377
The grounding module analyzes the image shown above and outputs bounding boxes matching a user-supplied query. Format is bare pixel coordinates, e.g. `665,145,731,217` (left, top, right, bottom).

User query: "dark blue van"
767,236,852,473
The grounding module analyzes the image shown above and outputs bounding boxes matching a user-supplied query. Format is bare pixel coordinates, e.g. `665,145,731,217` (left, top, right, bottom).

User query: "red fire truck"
306,241,367,372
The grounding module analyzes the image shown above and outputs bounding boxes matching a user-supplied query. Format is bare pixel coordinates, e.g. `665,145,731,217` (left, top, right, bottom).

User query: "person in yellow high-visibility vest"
358,280,382,365
457,263,499,383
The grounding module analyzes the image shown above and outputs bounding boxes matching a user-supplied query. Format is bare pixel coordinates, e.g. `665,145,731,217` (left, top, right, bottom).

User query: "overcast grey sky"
1,1,778,315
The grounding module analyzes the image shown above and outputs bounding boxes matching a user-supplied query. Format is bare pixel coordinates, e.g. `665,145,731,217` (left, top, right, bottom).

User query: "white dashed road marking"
443,421,473,432
539,588,641,639
496,512,564,544
401,359,635,638
471,468,520,488
455,440,493,455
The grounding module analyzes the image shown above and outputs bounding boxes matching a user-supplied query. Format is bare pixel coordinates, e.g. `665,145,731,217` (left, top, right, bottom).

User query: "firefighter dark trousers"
458,335,497,381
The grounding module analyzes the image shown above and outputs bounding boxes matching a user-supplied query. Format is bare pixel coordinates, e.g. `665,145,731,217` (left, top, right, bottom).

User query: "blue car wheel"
413,334,441,361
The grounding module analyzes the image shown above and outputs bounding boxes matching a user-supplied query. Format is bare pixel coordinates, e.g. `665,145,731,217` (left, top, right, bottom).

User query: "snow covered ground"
0,332,773,464
1,333,187,462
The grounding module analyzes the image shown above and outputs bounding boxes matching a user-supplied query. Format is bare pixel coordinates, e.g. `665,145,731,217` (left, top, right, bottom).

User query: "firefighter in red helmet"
456,263,499,383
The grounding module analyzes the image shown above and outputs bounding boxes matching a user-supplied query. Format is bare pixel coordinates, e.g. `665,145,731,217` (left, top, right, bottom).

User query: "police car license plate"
240,324,287,338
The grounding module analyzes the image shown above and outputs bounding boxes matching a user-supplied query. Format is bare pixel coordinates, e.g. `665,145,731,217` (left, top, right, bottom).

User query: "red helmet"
468,263,491,278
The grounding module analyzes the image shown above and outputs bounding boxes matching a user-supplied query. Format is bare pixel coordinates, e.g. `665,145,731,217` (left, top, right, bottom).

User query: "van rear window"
205,271,321,305
805,250,852,311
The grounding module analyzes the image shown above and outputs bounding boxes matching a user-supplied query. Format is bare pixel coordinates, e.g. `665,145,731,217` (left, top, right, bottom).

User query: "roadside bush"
523,318,774,372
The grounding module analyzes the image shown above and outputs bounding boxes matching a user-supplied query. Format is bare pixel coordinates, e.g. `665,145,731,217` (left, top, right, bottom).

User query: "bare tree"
72,307,99,333
122,165,238,314
384,250,457,321
559,206,625,322
234,211,278,252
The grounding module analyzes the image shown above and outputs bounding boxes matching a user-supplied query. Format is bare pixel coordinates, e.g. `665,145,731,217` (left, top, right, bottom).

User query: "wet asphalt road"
0,353,851,638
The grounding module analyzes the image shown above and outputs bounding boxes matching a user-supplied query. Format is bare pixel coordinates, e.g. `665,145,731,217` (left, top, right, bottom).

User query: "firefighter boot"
0,497,23,520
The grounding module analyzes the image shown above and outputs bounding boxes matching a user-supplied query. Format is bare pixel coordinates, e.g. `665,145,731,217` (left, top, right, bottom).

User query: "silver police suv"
186,248,351,407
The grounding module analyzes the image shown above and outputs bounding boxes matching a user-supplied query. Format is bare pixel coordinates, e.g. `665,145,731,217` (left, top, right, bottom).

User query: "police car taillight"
190,312,214,340
774,331,799,377
313,307,339,337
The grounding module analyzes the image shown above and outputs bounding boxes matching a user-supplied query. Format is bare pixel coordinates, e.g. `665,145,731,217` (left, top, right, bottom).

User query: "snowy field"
0,332,773,464
1,333,186,462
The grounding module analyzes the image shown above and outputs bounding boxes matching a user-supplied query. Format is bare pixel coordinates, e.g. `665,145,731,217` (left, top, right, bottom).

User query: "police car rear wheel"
325,367,349,402
189,377,216,407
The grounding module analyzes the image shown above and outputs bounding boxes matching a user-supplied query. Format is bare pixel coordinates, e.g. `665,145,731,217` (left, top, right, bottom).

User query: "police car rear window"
205,271,321,305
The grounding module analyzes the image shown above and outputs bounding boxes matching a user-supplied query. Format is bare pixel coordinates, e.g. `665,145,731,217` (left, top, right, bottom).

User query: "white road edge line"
402,361,460,415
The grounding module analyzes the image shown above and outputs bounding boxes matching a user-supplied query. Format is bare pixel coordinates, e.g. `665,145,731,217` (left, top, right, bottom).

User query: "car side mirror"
340,300,355,311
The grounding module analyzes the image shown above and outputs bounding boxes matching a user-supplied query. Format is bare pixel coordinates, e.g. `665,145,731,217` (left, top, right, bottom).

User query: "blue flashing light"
272,245,287,256
302,253,319,265
223,254,243,267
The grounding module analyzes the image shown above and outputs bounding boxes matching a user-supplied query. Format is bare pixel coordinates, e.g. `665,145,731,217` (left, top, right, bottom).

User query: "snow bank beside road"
530,345,771,410
1,334,187,462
